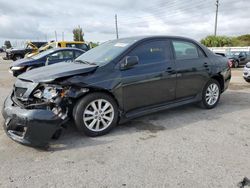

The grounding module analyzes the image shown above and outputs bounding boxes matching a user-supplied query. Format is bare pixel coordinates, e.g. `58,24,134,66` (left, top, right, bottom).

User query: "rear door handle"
166,67,174,73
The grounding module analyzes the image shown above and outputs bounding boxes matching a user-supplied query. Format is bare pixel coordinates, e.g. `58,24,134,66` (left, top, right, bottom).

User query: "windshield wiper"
74,60,96,65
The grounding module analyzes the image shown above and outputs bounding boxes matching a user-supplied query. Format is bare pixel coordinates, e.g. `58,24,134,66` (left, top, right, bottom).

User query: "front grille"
14,87,27,98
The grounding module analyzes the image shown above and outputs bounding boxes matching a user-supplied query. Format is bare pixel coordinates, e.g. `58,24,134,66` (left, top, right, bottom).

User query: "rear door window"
172,40,200,60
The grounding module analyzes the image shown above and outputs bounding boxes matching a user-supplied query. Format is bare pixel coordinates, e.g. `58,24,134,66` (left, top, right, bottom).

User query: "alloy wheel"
235,61,239,68
205,83,220,106
83,99,114,132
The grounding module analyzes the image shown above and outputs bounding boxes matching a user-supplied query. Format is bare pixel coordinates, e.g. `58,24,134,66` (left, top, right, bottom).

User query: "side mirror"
120,56,139,70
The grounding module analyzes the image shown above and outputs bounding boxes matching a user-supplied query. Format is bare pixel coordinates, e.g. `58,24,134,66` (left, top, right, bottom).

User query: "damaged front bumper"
1,94,68,148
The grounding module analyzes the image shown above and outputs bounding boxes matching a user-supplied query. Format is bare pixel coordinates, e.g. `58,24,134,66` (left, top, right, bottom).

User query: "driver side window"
128,40,170,64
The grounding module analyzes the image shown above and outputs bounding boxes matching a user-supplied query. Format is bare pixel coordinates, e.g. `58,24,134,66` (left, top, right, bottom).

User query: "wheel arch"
72,87,122,117
211,74,224,92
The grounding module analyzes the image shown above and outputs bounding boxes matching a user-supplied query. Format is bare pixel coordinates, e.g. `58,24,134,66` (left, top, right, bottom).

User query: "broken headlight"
43,87,59,100
33,85,64,101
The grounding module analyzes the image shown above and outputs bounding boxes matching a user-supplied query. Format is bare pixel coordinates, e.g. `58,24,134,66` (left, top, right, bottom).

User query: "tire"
199,79,221,109
13,55,22,61
244,78,250,83
74,92,119,137
234,61,239,68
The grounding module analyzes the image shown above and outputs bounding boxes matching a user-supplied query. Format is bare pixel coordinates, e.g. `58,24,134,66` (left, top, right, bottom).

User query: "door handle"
204,62,209,67
166,67,174,73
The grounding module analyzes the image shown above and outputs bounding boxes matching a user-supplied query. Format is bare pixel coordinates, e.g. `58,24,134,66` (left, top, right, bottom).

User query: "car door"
171,39,211,100
239,52,248,64
46,50,74,65
120,39,176,112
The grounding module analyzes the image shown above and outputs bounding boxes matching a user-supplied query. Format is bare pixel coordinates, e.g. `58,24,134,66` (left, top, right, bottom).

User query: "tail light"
227,60,233,68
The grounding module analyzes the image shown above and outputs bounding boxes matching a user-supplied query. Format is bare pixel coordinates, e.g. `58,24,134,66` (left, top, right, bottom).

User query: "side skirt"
119,94,201,123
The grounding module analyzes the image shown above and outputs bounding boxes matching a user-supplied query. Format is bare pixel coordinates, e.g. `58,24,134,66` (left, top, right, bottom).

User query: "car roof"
116,35,198,42
52,47,85,52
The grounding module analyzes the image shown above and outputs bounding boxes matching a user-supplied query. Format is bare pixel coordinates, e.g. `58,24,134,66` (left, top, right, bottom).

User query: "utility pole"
78,25,81,41
62,32,64,41
115,14,119,39
214,0,219,36
55,31,58,42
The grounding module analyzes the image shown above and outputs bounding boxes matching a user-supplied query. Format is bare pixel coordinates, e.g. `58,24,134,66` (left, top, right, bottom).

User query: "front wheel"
199,79,221,109
74,93,119,137
244,78,250,83
13,55,22,61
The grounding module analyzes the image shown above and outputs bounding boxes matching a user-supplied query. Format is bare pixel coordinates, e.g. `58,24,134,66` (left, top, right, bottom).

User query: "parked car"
5,41,47,61
9,48,85,77
0,47,4,52
2,36,231,147
226,51,250,68
25,41,90,58
243,62,250,82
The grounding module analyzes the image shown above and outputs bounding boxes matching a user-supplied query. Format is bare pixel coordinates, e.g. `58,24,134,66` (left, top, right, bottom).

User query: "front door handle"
204,62,209,67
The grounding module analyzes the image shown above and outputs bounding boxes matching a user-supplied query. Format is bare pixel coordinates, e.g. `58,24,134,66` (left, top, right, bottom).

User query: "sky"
0,0,249,47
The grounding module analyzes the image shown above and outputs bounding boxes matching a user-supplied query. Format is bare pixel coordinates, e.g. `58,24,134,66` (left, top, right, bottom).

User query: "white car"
243,62,250,82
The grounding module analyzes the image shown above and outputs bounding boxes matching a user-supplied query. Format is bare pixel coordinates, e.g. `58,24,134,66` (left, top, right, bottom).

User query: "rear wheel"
234,61,239,68
74,93,118,137
199,79,221,109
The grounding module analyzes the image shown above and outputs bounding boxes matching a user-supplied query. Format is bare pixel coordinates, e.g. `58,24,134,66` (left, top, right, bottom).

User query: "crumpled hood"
18,62,98,83
10,58,34,67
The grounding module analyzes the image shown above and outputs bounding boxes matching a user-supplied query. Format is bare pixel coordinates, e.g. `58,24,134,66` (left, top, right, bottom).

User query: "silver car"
243,62,250,82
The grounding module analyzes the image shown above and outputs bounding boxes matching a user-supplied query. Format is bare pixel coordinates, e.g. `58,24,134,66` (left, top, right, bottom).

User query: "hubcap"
83,99,114,132
206,83,219,106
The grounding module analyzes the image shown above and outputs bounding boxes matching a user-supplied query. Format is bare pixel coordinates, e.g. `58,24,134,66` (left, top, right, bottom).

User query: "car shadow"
48,90,250,151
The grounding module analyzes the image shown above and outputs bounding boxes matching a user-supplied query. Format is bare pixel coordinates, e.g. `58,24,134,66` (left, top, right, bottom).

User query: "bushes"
201,34,250,47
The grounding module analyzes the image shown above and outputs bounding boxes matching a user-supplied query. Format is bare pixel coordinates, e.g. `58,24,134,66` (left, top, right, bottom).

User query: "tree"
200,35,232,47
235,34,250,46
201,34,250,47
73,26,84,41
4,41,12,49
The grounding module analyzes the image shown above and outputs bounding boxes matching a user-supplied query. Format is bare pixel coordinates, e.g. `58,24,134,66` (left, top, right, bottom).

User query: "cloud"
0,0,249,45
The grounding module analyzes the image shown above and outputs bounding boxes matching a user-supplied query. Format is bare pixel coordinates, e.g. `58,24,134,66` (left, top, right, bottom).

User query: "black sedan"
2,36,231,147
9,48,85,77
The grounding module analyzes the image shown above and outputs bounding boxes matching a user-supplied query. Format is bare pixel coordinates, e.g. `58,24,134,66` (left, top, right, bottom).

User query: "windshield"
32,49,55,60
75,38,137,65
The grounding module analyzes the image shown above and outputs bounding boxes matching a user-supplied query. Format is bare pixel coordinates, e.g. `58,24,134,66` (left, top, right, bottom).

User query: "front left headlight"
33,85,63,100
43,87,59,100
11,66,25,71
